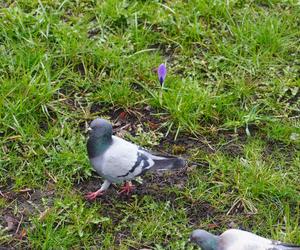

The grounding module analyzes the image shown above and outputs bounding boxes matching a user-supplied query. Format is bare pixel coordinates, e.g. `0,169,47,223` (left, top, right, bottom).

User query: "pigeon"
85,118,186,200
190,228,300,250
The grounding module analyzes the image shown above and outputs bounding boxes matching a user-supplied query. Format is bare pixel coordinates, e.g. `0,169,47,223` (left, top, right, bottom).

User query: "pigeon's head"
190,229,218,250
88,118,113,140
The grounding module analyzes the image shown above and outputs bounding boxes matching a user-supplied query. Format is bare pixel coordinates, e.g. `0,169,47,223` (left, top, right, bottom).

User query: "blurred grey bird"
85,118,186,200
190,229,300,250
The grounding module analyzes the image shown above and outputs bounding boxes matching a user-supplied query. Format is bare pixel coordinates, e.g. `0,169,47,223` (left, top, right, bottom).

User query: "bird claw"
85,190,104,201
118,182,135,195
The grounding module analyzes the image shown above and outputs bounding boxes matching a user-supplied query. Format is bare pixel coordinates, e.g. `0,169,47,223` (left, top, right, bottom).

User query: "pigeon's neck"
202,236,219,250
87,135,112,158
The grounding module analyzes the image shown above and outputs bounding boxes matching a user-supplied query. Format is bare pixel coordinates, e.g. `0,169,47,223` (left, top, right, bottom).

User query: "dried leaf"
207,223,218,229
118,111,127,121
19,228,27,240
148,121,159,130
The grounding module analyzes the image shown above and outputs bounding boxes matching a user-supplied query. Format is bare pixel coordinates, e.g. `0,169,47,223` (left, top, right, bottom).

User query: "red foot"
85,190,104,201
118,182,135,195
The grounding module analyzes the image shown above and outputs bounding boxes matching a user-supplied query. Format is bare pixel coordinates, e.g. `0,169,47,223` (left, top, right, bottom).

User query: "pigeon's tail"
138,148,186,172
275,242,300,250
279,247,300,250
150,157,186,171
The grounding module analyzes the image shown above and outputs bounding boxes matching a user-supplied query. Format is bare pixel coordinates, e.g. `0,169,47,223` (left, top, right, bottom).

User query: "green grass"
0,0,299,249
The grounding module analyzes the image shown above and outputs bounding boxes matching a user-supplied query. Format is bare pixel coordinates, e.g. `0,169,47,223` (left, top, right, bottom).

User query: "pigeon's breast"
90,153,125,183
90,155,105,176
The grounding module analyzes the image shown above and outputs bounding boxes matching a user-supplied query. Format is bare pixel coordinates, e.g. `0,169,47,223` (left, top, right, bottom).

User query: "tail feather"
279,247,300,250
150,157,186,171
279,245,300,250
274,242,300,250
138,147,186,171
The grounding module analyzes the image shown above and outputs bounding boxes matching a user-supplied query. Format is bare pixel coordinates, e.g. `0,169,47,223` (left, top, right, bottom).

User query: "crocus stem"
159,81,166,105
159,89,163,106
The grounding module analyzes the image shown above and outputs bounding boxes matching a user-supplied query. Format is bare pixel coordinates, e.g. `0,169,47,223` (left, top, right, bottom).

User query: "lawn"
0,0,299,249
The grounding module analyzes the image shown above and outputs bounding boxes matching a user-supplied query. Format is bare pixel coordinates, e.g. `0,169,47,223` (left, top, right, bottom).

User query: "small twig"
39,207,51,221
227,199,240,215
54,209,66,231
217,137,239,150
18,188,32,193
46,170,57,183
0,190,5,197
188,136,216,152
115,123,131,132
15,214,23,235
27,191,32,200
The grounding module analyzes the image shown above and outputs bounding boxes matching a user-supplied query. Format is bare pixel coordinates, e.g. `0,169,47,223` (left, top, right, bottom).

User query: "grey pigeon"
86,118,186,200
190,229,300,250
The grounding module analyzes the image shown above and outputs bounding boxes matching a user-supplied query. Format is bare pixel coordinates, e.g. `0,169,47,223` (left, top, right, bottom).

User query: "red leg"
85,189,105,201
85,180,111,201
118,182,135,195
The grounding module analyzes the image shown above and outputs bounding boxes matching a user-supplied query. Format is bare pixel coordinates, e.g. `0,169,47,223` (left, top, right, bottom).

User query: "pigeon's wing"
219,229,300,250
220,240,271,250
99,136,155,182
99,136,186,182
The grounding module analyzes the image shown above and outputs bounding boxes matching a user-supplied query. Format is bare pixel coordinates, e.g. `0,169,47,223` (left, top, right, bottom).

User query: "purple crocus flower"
157,63,167,85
